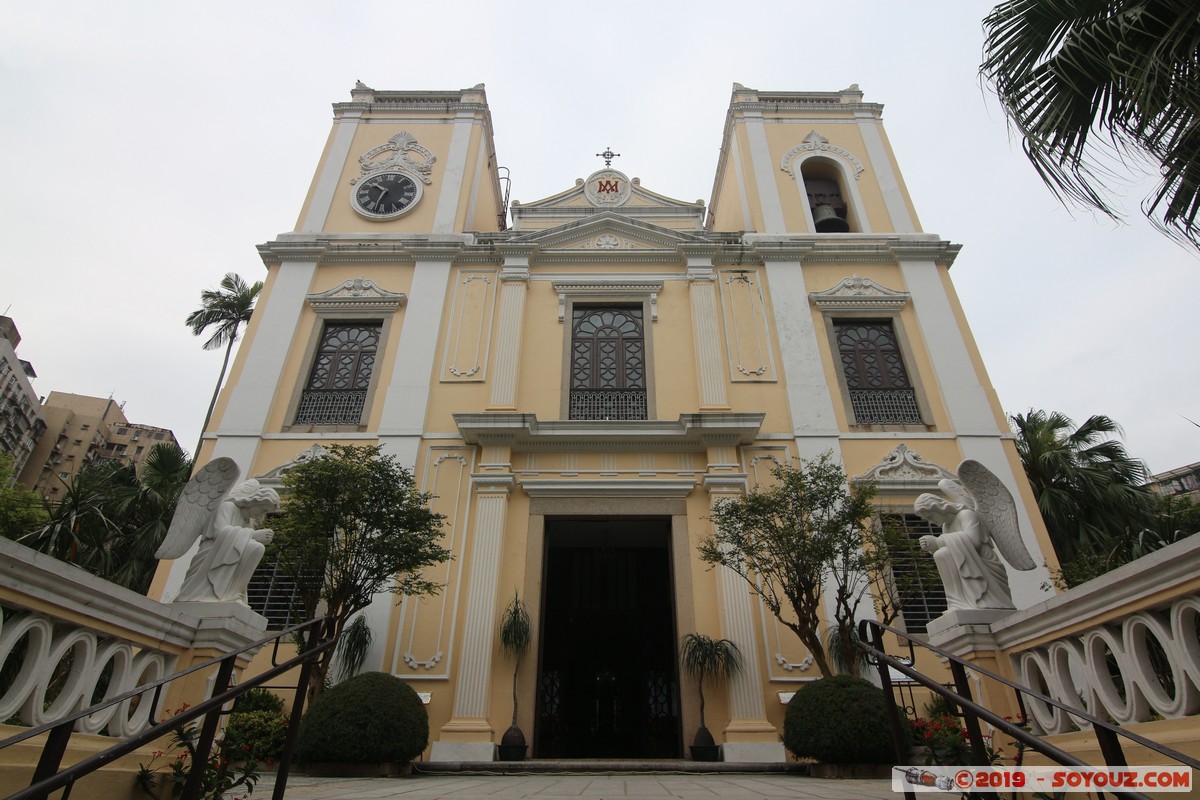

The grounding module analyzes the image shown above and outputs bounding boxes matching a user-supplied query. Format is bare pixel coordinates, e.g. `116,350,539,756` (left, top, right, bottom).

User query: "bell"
813,203,850,233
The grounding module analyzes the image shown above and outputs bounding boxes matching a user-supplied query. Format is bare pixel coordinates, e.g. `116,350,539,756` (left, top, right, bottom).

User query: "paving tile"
257,772,898,800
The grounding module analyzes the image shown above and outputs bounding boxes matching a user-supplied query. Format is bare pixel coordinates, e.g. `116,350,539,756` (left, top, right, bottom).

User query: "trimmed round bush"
232,687,286,714
783,675,901,765
223,710,289,762
295,672,428,764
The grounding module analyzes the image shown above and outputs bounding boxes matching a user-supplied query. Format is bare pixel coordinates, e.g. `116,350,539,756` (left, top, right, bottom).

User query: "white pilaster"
217,259,318,437
430,474,513,762
377,250,459,464
704,475,787,762
855,114,915,233
744,113,786,233
687,263,728,408
301,111,362,233
488,261,529,409
433,112,476,233
756,255,840,439
898,259,997,435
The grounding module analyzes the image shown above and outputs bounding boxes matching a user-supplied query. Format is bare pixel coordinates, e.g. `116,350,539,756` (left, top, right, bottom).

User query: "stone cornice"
742,234,960,268
520,478,696,498
453,412,765,452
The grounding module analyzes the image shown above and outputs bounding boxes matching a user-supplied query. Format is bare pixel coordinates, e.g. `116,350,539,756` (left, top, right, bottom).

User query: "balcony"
568,389,647,421
848,388,922,425
294,389,366,426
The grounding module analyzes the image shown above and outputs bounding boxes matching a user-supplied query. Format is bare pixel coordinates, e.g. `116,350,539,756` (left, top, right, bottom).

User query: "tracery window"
833,319,922,424
569,306,646,420
294,322,381,425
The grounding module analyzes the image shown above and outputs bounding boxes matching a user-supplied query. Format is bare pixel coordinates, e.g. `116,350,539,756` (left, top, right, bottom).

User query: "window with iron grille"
294,322,381,425
833,319,922,424
883,513,947,634
569,306,647,420
246,560,319,631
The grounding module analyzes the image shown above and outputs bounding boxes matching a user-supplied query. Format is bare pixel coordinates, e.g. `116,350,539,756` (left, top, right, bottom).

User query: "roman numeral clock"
350,131,436,220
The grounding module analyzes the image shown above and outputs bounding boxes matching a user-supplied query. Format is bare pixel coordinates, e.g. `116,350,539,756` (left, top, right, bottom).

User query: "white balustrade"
992,537,1200,735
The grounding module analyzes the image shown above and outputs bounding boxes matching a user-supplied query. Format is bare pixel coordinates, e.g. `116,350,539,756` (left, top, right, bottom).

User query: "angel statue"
155,458,280,605
913,460,1036,612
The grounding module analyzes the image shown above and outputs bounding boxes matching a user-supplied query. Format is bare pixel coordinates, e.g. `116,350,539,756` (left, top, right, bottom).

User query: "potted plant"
679,632,742,761
497,591,532,761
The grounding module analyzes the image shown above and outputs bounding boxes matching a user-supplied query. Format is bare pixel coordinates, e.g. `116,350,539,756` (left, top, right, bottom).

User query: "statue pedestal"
926,608,1010,658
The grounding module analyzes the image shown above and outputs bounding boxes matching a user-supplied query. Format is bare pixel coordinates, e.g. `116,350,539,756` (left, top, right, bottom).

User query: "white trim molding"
810,275,910,312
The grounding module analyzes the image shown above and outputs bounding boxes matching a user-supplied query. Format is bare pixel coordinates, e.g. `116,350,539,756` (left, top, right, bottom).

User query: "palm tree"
186,273,263,455
1011,409,1157,564
678,632,742,755
981,1,1200,249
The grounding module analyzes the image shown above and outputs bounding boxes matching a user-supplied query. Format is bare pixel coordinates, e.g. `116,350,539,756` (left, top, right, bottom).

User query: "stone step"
413,759,810,775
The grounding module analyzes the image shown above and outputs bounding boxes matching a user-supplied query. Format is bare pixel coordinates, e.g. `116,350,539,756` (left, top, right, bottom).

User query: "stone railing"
0,536,267,738
989,535,1200,735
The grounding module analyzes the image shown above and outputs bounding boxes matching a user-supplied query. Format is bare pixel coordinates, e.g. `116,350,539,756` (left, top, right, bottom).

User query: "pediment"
508,212,711,253
510,169,705,231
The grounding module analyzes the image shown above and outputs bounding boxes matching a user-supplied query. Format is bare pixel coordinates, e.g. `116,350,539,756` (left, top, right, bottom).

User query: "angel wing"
956,460,1036,570
155,458,241,559
937,478,977,511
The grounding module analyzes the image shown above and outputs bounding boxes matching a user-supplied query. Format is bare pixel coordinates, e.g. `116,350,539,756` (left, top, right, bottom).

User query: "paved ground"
258,773,900,799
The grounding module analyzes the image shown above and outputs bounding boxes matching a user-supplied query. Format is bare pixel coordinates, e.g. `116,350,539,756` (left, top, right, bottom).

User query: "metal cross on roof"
596,147,621,167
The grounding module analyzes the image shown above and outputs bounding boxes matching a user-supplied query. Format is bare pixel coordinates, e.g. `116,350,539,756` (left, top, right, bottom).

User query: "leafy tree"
981,1,1200,249
0,451,46,540
698,452,890,678
1011,410,1156,573
20,443,191,592
186,273,263,454
270,444,449,700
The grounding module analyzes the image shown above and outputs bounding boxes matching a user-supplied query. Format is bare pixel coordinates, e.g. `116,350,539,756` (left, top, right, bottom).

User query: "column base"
429,741,497,762
721,742,787,762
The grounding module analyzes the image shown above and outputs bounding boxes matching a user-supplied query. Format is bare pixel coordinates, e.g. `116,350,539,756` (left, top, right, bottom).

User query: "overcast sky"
2,1,1197,474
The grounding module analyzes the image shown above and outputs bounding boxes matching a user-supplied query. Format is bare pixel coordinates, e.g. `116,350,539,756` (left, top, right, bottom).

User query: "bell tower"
295,82,505,235
707,83,921,235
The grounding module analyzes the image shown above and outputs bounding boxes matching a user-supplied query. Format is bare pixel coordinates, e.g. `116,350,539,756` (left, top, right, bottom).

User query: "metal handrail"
2,616,336,800
858,619,1200,800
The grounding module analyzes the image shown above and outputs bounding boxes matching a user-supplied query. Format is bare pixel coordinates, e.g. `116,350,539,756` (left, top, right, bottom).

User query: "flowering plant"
912,713,1001,767
137,706,260,800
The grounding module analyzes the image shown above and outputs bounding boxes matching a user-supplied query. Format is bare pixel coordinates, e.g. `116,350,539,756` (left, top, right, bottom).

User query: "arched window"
833,320,921,424
294,322,381,425
569,306,646,420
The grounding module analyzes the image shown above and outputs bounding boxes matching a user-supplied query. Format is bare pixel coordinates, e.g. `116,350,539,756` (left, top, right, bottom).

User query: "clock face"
352,171,421,219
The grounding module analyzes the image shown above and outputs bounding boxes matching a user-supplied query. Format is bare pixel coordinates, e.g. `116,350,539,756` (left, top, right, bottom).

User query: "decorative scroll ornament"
780,130,866,179
354,131,436,185
595,234,620,249
810,275,910,312
855,444,956,492
257,444,330,486
584,168,632,207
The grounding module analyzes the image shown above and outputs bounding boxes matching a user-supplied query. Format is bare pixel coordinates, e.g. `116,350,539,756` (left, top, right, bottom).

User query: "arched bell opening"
800,157,855,233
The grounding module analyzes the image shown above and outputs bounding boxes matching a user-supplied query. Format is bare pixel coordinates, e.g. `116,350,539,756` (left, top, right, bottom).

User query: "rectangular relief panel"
440,269,497,382
718,269,778,382
391,446,473,678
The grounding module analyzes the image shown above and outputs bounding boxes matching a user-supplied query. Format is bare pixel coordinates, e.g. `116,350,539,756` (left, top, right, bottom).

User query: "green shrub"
223,710,289,763
783,675,902,765
295,672,428,764
232,687,286,714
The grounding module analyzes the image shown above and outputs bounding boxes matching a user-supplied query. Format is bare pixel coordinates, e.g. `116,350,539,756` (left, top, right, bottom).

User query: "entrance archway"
534,518,681,758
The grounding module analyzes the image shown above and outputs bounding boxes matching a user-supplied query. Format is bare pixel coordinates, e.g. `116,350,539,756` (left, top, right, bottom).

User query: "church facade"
159,83,1057,761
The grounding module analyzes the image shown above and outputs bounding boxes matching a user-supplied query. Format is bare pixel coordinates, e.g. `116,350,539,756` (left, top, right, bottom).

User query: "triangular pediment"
510,169,705,232
508,212,712,253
